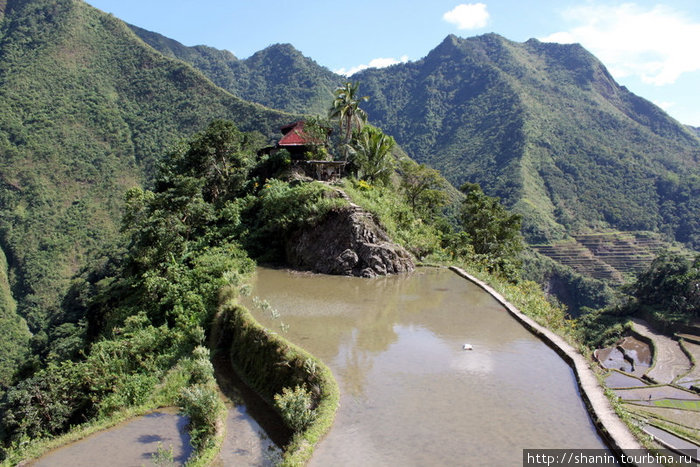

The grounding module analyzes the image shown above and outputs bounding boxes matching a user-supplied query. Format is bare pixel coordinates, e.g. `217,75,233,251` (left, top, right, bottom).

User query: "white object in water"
462,343,473,351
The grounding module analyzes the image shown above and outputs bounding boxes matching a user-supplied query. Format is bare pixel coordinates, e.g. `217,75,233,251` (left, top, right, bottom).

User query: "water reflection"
247,267,608,466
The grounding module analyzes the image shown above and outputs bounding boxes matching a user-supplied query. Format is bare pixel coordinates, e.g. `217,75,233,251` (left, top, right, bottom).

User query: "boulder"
285,207,414,277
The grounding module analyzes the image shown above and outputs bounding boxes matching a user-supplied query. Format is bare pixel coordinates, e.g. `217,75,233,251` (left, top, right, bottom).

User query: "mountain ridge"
352,34,698,244
129,24,339,116
125,22,699,264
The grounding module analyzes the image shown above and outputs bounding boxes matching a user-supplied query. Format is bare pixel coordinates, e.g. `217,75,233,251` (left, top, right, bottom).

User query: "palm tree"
328,82,369,146
348,126,395,184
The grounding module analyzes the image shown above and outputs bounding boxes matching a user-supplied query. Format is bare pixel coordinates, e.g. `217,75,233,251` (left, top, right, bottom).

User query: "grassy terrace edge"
215,297,339,466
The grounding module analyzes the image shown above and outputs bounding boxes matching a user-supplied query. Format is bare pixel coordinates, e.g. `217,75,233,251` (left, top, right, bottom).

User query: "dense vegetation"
0,0,293,383
130,25,339,116
0,1,697,461
354,35,700,248
127,25,699,318
0,119,346,461
0,99,537,456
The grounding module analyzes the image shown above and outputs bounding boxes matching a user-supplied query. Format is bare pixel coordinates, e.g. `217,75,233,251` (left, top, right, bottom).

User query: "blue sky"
86,1,700,126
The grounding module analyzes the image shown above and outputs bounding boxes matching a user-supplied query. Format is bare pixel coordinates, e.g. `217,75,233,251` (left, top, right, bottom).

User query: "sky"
86,0,700,127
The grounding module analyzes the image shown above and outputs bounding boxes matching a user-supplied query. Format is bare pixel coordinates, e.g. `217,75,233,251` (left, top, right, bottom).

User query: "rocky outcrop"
285,206,414,277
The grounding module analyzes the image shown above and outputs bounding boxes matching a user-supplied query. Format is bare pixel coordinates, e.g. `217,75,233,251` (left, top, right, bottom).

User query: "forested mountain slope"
130,24,339,116
355,34,699,247
133,30,699,251
0,0,291,380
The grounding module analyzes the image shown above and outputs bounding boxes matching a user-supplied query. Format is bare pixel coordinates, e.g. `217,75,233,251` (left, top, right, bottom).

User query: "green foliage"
1,313,184,443
241,179,347,261
340,179,442,260
352,34,699,250
575,308,631,349
520,249,617,315
156,120,257,204
630,252,699,322
151,442,175,466
448,182,524,280
0,247,30,389
177,347,223,452
576,251,698,348
178,384,223,451
0,0,291,351
131,27,339,116
329,82,369,147
274,385,317,432
215,300,339,466
347,126,395,185
0,120,257,454
398,159,449,220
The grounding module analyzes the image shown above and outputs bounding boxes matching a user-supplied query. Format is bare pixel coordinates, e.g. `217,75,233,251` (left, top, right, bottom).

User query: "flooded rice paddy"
245,267,608,466
31,409,191,466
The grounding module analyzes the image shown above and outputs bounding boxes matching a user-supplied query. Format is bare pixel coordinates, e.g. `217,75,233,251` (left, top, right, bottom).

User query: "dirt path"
630,318,691,384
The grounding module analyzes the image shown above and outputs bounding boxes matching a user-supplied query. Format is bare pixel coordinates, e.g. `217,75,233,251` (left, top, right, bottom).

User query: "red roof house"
278,121,317,147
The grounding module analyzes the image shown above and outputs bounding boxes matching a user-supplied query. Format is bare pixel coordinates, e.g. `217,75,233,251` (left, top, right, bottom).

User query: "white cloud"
540,3,700,86
443,3,489,30
654,100,674,112
335,55,410,77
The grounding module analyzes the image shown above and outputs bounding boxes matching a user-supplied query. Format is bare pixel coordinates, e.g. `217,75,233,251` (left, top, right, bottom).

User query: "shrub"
178,384,223,451
274,385,317,432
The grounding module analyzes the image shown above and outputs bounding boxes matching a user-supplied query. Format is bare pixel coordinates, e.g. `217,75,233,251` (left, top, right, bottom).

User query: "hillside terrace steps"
596,320,700,455
630,319,693,386
532,230,692,283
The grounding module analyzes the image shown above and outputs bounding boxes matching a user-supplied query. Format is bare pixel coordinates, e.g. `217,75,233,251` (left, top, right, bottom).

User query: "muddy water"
619,336,652,368
31,409,191,467
246,267,608,466
605,371,647,388
595,347,634,373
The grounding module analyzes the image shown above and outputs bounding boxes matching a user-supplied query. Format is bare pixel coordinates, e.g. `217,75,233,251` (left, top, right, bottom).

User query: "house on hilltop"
261,121,346,181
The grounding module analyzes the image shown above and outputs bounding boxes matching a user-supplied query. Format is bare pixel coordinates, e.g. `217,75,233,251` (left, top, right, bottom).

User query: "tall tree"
156,120,257,204
399,159,449,218
457,182,524,280
328,82,369,147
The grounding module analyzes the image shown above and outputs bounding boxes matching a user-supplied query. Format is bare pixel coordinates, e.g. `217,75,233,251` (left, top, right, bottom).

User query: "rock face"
286,207,415,277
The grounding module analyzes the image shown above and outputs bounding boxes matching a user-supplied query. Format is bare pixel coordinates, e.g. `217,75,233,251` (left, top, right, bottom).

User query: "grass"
216,298,340,467
652,399,700,411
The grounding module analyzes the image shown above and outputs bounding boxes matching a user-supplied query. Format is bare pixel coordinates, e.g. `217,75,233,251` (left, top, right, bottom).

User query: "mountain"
1,0,697,372
0,0,292,379
130,25,339,116
354,34,699,247
132,31,699,253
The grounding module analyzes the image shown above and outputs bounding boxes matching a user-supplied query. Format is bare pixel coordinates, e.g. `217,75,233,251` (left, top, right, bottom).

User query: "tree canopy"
329,81,369,145
450,182,524,280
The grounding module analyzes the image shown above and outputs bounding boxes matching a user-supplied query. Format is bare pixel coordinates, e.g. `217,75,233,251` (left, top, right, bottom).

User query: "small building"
306,160,347,181
278,121,312,158
261,121,346,181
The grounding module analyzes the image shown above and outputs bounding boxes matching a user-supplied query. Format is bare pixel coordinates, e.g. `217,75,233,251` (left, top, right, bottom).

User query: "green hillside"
134,30,699,253
130,25,339,116
0,0,292,376
354,34,700,247
0,246,29,388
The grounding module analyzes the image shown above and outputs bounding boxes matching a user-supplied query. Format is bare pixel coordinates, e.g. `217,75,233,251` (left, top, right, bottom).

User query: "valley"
0,0,697,465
